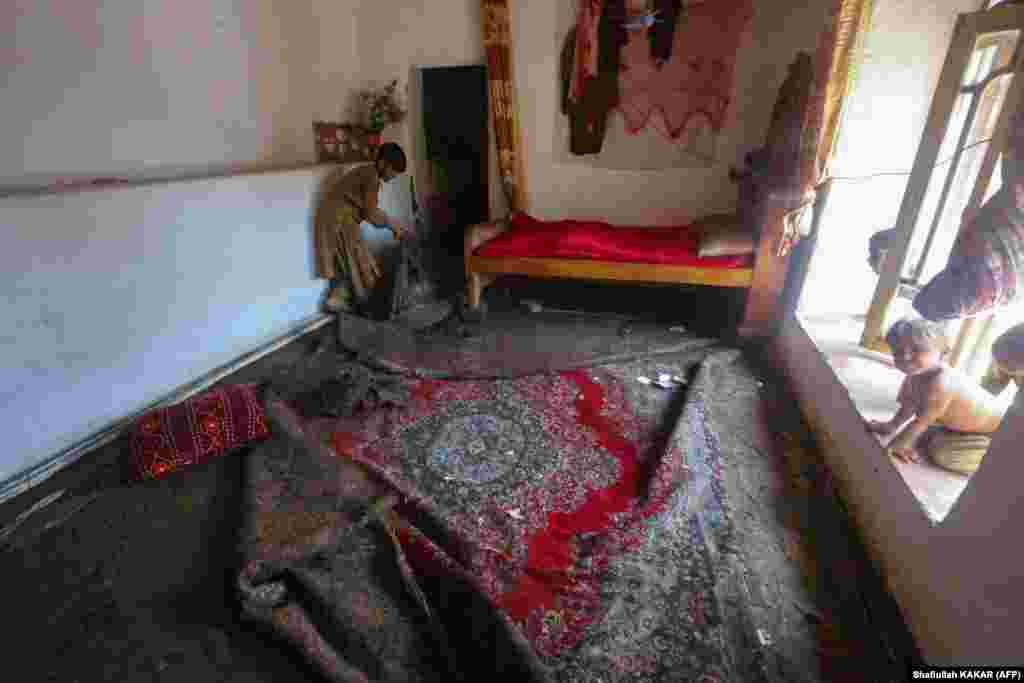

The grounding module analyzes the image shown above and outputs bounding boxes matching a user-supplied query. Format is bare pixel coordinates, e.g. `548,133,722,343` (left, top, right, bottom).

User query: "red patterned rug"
239,352,738,682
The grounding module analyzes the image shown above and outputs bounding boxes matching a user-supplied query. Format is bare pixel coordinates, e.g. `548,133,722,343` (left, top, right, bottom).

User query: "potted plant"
359,79,407,147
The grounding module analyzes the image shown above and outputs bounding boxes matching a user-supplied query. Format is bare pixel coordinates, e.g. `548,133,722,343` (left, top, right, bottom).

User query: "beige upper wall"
5,0,832,218
1,0,362,191
355,0,834,225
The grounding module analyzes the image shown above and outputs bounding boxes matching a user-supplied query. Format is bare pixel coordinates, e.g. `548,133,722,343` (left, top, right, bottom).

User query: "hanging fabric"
812,0,875,184
782,0,875,248
616,0,753,140
647,0,683,65
562,0,628,156
569,0,602,103
481,0,528,212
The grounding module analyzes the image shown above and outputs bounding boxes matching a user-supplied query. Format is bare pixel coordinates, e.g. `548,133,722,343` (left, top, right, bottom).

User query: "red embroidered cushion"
128,383,270,481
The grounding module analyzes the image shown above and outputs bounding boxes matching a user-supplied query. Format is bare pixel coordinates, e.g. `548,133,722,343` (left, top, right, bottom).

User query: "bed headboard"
730,51,816,338
729,52,815,234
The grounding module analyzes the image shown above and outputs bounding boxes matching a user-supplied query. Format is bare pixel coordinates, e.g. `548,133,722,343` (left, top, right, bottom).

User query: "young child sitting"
867,318,1007,475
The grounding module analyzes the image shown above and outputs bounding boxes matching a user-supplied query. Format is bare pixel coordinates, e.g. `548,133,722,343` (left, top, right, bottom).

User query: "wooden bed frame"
464,53,815,339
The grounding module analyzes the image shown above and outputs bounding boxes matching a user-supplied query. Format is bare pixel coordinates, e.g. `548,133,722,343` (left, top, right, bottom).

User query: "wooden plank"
467,255,754,288
861,14,976,348
738,203,793,337
735,52,816,338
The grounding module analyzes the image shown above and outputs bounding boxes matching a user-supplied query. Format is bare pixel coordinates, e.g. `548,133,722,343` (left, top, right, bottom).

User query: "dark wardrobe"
420,64,490,295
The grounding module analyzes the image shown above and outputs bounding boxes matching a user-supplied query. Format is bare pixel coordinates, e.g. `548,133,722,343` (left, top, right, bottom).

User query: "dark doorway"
419,64,489,296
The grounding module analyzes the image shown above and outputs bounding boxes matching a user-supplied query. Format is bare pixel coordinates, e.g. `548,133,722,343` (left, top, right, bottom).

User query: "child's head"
885,318,949,374
992,322,1024,382
376,142,407,181
868,227,897,274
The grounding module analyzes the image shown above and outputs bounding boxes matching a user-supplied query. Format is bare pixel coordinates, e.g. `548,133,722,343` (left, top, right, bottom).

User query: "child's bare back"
898,364,1004,435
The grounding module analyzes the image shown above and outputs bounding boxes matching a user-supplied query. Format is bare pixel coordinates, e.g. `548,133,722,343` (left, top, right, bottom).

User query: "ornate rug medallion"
427,413,527,484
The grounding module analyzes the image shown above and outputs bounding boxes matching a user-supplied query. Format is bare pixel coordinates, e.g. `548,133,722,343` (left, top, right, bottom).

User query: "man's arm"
363,179,391,229
363,181,407,238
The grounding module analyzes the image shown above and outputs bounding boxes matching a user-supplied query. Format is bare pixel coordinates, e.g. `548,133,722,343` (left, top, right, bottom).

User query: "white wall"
776,317,1024,665
0,0,408,486
1,0,361,193
0,166,411,487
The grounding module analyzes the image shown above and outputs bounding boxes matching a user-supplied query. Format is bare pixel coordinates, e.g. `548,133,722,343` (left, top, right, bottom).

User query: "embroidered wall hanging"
557,0,753,170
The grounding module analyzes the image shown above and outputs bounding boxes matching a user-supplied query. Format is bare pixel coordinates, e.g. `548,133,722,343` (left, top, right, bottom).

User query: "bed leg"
738,228,789,339
738,305,775,339
466,273,483,310
465,272,497,311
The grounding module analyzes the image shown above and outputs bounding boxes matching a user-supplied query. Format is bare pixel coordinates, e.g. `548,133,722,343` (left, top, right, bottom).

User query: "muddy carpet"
0,322,914,681
335,299,718,379
232,347,752,682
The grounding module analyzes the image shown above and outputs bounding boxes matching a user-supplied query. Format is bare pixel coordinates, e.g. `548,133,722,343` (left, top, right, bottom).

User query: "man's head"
375,142,407,182
885,318,950,375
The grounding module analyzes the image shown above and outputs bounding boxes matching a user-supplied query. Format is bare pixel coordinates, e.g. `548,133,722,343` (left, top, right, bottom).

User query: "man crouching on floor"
866,318,1007,475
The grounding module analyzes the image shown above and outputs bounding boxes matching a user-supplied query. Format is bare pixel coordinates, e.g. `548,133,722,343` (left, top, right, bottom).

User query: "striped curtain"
812,0,875,183
783,0,873,252
481,0,528,213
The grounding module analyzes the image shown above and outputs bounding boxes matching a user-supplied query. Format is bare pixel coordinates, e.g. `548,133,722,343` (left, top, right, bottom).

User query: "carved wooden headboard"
730,52,815,233
730,52,816,337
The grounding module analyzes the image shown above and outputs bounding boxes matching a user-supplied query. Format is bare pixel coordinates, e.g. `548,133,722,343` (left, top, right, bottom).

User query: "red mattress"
475,212,752,268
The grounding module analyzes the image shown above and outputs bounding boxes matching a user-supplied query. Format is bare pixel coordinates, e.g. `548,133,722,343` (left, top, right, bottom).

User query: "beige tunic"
313,164,388,301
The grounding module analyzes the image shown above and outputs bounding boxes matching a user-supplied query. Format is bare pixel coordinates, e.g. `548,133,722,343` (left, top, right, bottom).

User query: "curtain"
813,0,875,183
481,0,528,213
783,0,874,253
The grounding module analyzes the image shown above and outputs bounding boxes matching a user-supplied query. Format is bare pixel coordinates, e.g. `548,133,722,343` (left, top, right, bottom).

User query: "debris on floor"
521,299,544,313
0,313,918,682
0,489,66,546
637,374,687,389
1,491,103,552
390,299,454,331
285,361,411,418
